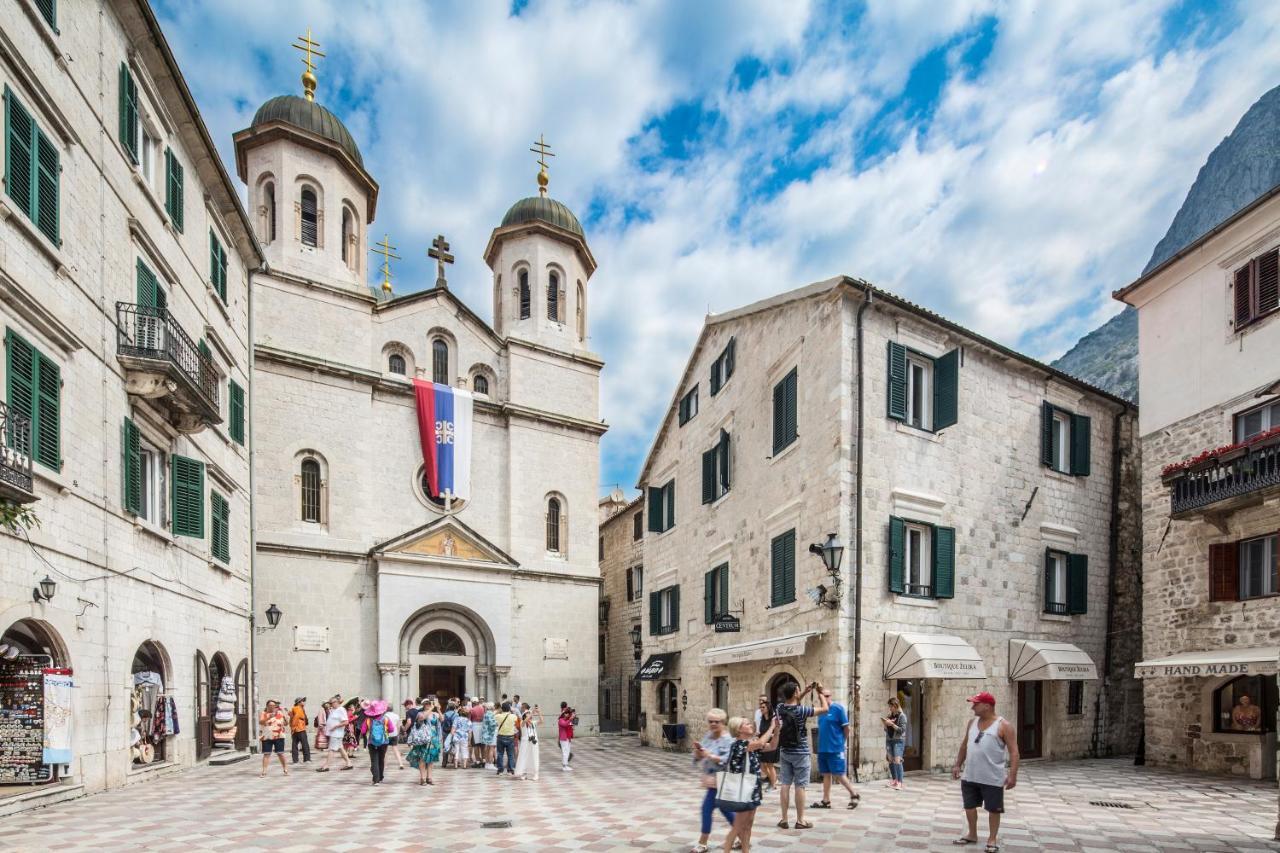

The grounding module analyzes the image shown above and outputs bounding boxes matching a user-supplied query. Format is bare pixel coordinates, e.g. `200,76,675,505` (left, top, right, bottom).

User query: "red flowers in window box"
1161,426,1280,480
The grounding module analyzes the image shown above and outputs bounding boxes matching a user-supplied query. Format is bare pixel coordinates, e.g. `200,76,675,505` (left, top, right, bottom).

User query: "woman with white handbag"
690,709,736,853
718,714,780,853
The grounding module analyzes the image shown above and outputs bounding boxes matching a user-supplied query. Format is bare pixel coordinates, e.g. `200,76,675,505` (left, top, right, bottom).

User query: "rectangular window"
633,510,643,540
164,148,184,232
701,430,731,504
709,337,735,396
652,584,679,635
704,562,729,623
1214,674,1277,733
5,327,60,470
1239,534,1279,600
138,441,164,527
4,87,60,245
713,676,729,712
887,342,959,430
905,523,932,597
634,566,643,599
141,125,158,184
907,355,931,430
887,516,956,599
678,386,699,426
209,229,228,302
626,568,634,602
1235,400,1280,442
1067,680,1083,716
1041,401,1091,476
598,536,604,561
170,454,205,538
228,380,245,445
770,529,796,607
772,367,798,454
1233,247,1280,330
647,479,675,533
210,490,230,563
1045,549,1069,614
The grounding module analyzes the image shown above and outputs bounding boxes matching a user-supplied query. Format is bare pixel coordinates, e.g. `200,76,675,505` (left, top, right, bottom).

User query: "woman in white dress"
514,703,544,781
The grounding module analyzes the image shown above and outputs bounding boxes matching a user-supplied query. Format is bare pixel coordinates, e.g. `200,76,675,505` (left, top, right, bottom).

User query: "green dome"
252,95,363,168
500,195,584,238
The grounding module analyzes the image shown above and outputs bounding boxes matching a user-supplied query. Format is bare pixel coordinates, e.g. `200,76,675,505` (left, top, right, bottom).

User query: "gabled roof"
374,285,504,348
636,275,1132,485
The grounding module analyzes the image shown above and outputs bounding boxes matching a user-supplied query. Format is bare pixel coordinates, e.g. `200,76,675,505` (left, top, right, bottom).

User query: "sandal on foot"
952,839,977,846
314,767,329,773
847,799,859,809
984,846,999,853
690,846,710,853
812,800,832,809
776,820,789,829
794,820,813,830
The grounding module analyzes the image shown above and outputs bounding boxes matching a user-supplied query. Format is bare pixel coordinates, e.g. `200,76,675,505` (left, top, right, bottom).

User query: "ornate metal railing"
1169,439,1280,515
115,302,219,414
0,402,34,496
1044,601,1068,616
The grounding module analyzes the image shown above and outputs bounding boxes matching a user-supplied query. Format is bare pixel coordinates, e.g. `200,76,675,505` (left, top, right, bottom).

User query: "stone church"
235,70,605,724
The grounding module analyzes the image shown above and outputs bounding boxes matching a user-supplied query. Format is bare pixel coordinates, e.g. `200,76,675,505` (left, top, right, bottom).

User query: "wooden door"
233,659,249,750
418,666,466,704
627,679,640,731
1017,681,1043,758
896,679,925,772
194,651,211,760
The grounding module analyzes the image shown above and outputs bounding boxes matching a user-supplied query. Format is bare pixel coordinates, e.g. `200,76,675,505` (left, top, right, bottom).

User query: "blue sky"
155,0,1280,496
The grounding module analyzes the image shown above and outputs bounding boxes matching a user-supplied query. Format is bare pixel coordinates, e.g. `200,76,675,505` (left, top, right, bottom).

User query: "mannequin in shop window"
1232,694,1262,731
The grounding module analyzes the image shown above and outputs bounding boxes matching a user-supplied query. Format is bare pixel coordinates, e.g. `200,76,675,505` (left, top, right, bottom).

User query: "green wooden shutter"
719,430,731,492
198,338,211,361
718,563,729,617
666,480,675,529
136,258,159,308
119,63,138,163
229,380,245,445
704,569,715,623
888,516,906,594
1040,401,1055,467
165,149,184,232
670,585,679,631
701,447,715,504
1067,553,1088,614
785,370,798,446
710,358,722,396
35,0,56,29
209,230,228,302
1070,413,1091,476
933,349,959,430
782,530,795,604
649,590,660,635
647,487,663,532
33,350,59,469
6,328,36,457
1043,548,1055,612
122,417,141,515
170,454,205,538
5,88,35,221
211,491,230,563
33,128,58,245
770,534,785,606
932,525,955,599
772,378,785,452
725,337,735,379
887,341,907,421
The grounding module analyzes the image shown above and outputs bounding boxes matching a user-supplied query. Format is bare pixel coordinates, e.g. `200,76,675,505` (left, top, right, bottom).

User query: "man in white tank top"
950,691,1019,853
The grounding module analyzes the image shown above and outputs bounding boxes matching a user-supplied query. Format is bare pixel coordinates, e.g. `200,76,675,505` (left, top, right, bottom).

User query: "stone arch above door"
391,603,505,703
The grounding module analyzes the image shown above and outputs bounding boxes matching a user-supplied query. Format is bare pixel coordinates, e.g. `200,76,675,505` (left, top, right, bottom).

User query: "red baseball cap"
966,691,997,706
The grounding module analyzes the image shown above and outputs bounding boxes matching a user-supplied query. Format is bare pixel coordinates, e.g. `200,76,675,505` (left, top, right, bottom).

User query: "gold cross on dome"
370,235,400,294
530,134,555,195
428,234,454,289
292,28,326,100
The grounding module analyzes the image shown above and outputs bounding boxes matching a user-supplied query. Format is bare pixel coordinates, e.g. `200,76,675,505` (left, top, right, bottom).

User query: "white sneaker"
562,765,573,771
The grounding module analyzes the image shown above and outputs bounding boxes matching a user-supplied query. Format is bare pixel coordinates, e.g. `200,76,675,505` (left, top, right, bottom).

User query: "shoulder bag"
714,743,756,812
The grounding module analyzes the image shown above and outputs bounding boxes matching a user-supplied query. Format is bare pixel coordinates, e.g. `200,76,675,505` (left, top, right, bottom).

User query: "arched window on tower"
576,281,586,342
473,374,489,396
518,270,531,320
341,208,354,267
432,338,449,385
547,271,560,321
264,182,277,244
388,354,406,375
300,458,322,523
546,496,566,554
300,187,318,247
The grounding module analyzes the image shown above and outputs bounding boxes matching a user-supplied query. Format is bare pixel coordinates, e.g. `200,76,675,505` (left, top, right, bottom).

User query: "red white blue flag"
413,379,473,502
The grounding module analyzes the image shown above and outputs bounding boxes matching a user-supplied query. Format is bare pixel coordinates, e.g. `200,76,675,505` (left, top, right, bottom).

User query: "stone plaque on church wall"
294,625,330,652
543,637,569,660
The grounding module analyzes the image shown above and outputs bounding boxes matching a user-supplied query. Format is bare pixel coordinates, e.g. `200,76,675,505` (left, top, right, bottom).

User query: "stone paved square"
1,741,1277,852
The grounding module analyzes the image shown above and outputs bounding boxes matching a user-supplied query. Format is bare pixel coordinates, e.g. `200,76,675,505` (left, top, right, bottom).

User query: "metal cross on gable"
428,234,454,289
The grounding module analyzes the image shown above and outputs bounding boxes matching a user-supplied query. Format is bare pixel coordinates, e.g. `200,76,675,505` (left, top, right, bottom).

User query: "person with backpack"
384,703,406,771
774,680,830,830
453,700,473,769
557,705,577,771
441,700,457,769
494,701,519,776
360,699,396,785
406,704,441,786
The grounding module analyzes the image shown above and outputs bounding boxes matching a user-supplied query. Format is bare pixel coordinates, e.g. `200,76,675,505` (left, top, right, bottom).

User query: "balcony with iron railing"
1163,429,1280,518
0,403,35,503
115,302,220,433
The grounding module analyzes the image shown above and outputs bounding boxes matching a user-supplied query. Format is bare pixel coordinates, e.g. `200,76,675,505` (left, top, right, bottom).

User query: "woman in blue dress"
407,700,442,786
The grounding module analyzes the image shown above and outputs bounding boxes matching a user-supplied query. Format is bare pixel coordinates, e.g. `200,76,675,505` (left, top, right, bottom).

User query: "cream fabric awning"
883,632,985,680
1135,647,1279,679
1009,640,1098,681
702,631,824,667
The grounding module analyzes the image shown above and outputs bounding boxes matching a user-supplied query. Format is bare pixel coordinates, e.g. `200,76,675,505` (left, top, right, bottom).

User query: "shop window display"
0,619,72,785
1213,674,1277,734
130,641,175,766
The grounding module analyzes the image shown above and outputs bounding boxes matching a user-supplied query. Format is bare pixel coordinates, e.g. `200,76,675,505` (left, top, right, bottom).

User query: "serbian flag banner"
413,379,474,502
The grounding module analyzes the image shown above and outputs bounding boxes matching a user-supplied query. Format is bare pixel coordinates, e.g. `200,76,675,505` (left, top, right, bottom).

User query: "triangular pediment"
371,516,518,567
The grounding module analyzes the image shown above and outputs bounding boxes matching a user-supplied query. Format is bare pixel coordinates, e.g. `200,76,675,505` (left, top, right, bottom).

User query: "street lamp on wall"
807,533,845,609
256,603,283,634
32,576,55,603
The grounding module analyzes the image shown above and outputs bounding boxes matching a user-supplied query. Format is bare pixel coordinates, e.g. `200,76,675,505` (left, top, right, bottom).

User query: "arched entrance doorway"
209,653,234,753
398,605,497,703
0,618,70,785
766,671,800,709
130,640,172,764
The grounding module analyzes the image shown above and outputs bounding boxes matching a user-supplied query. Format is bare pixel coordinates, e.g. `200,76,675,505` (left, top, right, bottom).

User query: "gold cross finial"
529,134,554,196
370,235,401,295
291,28,326,101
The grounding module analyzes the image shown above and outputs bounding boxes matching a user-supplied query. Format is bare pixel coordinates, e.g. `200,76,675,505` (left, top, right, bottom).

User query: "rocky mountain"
1051,83,1280,403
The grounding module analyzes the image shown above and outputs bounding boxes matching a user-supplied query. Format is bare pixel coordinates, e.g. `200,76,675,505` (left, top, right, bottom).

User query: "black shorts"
261,737,286,753
960,780,1004,813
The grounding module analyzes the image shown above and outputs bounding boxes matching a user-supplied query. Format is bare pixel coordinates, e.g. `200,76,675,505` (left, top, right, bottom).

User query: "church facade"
236,77,605,724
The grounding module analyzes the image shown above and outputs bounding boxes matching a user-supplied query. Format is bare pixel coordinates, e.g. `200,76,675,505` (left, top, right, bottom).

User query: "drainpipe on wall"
1091,405,1127,758
850,279,873,781
247,261,264,744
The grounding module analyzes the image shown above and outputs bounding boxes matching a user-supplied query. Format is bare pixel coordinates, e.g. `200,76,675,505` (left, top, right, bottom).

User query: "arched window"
431,339,449,385
546,496,563,553
263,182,276,244
388,354,406,375
547,271,560,321
131,640,171,764
473,374,489,396
576,281,586,341
341,208,353,266
1214,675,1277,733
419,629,465,656
518,270,531,320
300,187,318,247
300,458,321,522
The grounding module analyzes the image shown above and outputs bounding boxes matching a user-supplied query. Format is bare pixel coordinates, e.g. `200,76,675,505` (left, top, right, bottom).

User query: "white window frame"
906,355,932,431
904,522,931,596
634,566,643,600
1052,410,1071,473
1235,400,1280,443
137,437,165,529
1046,550,1069,612
1239,534,1278,600
709,566,726,617
713,676,729,711
659,587,674,631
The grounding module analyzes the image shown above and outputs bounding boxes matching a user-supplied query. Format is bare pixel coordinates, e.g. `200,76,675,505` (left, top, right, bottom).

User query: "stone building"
239,67,605,723
0,0,260,812
599,490,644,732
1116,90,1280,779
636,277,1142,777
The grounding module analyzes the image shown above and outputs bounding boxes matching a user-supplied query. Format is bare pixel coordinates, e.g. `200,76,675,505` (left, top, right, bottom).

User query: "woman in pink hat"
360,699,397,785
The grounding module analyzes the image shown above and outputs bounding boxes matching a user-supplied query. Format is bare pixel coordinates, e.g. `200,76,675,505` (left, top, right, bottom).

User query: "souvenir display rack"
0,654,52,784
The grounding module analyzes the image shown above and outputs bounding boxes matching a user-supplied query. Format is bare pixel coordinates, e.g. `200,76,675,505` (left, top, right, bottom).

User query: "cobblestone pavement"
2,738,1278,851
